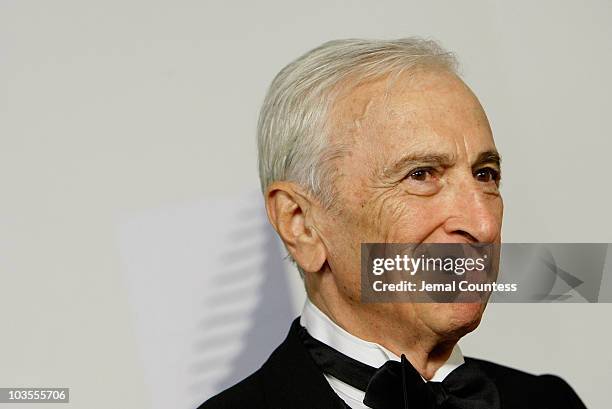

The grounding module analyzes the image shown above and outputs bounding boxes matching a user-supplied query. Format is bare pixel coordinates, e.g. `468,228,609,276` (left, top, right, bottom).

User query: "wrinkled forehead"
327,69,494,153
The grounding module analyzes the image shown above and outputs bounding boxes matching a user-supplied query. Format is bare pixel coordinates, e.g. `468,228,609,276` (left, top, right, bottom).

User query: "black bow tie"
299,325,500,409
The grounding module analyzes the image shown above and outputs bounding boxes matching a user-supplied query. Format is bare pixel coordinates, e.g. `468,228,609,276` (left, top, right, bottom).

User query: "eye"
474,167,500,184
407,167,437,182
402,166,443,196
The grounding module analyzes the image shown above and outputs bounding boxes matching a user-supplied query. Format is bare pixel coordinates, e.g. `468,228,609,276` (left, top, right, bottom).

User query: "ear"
265,181,327,274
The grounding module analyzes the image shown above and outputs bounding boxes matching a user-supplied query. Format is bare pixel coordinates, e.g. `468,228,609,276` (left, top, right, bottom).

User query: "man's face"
317,69,503,339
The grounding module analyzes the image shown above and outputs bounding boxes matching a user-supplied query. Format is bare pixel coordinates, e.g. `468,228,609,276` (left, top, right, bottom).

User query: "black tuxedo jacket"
199,318,586,409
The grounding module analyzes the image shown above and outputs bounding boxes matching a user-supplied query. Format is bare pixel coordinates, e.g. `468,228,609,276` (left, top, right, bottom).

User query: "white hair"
257,37,459,207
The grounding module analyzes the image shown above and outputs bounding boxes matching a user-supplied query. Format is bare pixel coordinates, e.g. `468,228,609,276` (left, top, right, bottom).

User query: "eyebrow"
381,149,502,179
472,150,502,171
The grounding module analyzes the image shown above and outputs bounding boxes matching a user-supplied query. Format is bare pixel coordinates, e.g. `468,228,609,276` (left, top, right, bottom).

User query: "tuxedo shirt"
300,299,465,408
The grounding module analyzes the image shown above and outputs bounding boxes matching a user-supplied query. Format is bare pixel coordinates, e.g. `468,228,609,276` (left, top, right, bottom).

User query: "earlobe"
265,182,327,274
296,230,327,273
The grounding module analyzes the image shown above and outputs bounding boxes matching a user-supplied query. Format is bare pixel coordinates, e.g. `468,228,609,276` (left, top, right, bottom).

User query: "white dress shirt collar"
299,298,465,382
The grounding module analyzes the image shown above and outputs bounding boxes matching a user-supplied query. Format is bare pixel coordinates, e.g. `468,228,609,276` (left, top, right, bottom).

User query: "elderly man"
199,38,586,409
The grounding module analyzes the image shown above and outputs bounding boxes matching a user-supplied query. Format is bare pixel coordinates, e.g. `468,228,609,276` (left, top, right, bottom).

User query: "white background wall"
1,1,611,408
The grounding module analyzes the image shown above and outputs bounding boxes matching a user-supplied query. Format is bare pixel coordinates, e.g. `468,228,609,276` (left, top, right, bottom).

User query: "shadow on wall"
192,200,295,397
119,192,297,409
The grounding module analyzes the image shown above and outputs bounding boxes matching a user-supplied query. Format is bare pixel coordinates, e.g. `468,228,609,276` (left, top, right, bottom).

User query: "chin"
427,302,486,339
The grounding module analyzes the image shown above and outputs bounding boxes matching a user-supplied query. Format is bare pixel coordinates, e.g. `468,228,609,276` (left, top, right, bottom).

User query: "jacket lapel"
260,318,349,409
466,357,528,409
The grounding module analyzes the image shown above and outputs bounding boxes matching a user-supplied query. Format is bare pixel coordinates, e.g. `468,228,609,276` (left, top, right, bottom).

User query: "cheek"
319,209,367,295
373,196,445,243
497,195,504,223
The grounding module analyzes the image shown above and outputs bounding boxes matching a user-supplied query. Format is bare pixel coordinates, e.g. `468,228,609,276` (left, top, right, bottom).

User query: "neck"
306,276,460,380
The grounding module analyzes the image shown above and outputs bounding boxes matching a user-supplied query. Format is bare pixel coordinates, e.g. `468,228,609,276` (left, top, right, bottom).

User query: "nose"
441,180,503,243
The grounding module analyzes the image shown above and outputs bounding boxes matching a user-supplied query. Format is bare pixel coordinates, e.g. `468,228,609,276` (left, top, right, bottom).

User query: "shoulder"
197,370,266,409
197,318,305,409
466,357,586,408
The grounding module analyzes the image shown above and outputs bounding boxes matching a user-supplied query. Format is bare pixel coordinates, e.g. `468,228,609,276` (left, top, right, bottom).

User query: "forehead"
328,69,494,154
